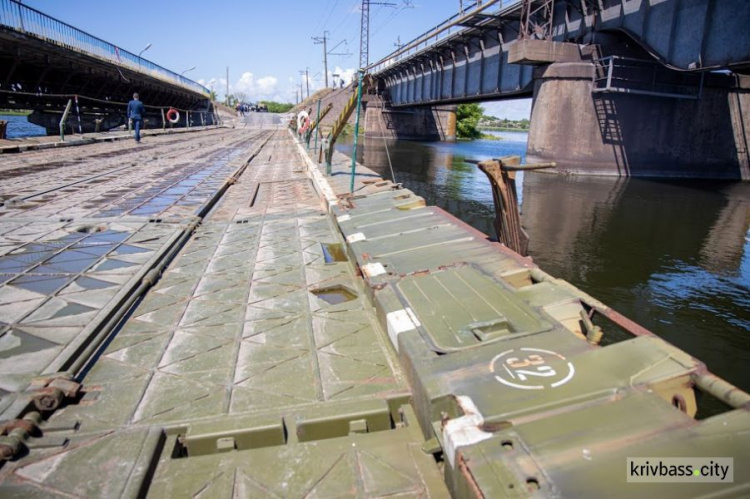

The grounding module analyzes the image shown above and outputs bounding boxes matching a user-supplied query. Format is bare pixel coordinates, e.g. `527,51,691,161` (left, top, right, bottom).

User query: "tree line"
210,89,294,113
456,103,530,139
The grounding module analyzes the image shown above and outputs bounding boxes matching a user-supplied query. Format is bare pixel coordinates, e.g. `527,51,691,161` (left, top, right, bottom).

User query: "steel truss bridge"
0,0,214,134
369,0,750,107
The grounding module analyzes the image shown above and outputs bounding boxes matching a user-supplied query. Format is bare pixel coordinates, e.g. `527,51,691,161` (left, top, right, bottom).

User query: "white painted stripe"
362,262,386,277
443,396,493,468
337,214,351,222
288,129,338,210
385,307,420,352
346,232,366,243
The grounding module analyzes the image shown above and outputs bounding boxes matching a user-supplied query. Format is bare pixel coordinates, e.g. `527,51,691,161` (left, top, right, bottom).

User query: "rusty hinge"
27,375,82,412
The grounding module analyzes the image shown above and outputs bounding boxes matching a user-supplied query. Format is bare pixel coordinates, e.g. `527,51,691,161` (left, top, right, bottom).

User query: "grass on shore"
0,109,32,116
478,126,529,132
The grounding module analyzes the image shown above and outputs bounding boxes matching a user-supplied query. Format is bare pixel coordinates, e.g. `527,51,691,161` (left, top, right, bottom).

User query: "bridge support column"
527,63,750,180
364,98,456,142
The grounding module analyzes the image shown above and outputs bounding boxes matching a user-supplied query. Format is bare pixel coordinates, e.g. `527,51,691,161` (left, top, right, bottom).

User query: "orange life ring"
166,108,180,124
296,111,309,133
300,117,310,133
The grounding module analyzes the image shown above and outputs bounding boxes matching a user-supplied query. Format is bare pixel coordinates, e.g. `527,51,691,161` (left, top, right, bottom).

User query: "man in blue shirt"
126,93,145,143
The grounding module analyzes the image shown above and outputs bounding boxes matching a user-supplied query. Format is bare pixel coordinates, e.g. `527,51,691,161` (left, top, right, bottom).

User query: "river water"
336,131,750,395
0,114,46,138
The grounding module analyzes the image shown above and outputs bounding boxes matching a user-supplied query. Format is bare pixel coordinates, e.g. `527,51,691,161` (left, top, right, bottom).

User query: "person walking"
127,93,145,143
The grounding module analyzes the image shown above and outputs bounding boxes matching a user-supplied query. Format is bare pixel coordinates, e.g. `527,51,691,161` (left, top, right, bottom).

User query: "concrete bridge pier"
364,96,456,142
526,62,750,180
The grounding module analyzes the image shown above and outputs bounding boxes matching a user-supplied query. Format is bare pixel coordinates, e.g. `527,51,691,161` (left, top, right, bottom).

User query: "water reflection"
337,132,750,392
523,174,750,388
341,131,528,237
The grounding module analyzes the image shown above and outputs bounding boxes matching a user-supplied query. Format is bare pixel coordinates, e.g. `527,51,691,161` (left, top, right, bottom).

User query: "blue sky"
22,0,531,119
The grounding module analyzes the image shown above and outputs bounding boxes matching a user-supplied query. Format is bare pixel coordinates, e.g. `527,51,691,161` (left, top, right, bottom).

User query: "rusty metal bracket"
27,375,82,412
0,412,42,461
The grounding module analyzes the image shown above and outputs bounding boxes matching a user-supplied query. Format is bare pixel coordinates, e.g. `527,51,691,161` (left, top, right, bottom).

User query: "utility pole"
299,68,310,99
312,31,329,88
359,0,396,69
225,67,229,105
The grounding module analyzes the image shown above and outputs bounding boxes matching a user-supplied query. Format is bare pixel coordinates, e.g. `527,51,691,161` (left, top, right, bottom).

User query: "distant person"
340,78,344,89
127,93,144,143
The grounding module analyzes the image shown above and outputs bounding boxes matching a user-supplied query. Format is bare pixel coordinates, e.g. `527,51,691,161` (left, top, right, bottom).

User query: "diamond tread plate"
0,130,262,220
0,220,187,404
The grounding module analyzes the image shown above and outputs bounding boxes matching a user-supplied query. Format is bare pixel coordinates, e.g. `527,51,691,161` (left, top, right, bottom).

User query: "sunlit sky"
22,0,531,119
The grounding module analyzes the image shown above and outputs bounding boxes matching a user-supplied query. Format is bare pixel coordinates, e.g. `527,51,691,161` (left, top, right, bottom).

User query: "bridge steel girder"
0,27,208,115
557,0,750,72
381,25,536,107
376,0,750,107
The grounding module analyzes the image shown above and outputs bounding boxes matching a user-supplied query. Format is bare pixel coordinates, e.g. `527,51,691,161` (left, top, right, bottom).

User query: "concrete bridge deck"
0,124,747,497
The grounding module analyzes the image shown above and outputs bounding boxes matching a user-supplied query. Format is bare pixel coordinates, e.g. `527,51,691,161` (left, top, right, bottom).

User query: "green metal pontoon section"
0,126,747,498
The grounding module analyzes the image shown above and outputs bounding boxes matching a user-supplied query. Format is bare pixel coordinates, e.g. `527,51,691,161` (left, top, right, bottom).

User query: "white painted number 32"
490,348,575,390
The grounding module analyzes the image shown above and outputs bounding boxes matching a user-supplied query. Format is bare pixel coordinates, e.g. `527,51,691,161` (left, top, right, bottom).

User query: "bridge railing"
0,0,209,97
593,56,704,100
367,0,521,75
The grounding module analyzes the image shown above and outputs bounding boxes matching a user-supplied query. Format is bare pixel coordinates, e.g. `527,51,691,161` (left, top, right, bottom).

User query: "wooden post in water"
477,157,555,256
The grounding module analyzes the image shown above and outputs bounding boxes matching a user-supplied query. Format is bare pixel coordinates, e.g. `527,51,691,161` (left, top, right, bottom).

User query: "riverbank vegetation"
222,94,293,114
456,103,483,139
0,109,32,116
456,104,505,140
260,101,294,113
479,116,530,131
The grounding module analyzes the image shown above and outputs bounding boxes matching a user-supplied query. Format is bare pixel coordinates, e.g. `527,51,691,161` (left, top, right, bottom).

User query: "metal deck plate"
0,131,746,498
458,396,749,498
0,219,187,415
396,266,553,352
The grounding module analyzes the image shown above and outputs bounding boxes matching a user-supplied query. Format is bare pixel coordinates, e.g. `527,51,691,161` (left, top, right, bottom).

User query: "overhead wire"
329,0,360,37
319,0,342,33
371,5,405,37
313,0,337,34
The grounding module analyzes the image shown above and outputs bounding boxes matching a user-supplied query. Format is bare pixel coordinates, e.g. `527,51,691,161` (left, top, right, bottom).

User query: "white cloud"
234,72,280,101
331,66,356,86
202,71,289,102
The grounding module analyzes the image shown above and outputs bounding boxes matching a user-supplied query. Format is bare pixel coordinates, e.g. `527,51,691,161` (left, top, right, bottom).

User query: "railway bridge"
0,0,215,135
364,0,750,179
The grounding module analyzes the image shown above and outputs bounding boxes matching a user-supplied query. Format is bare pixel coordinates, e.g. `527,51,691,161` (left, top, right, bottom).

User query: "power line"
371,3,410,38
313,0,337,34
319,0,342,33
329,0,360,37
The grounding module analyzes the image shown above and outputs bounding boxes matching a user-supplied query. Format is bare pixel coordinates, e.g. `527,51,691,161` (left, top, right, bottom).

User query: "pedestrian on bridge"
127,93,145,143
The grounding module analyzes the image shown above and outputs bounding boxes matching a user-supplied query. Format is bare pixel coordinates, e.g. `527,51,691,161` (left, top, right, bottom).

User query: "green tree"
456,103,483,139
260,101,294,113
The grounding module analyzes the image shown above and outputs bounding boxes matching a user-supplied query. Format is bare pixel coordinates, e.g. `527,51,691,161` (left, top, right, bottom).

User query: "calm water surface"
337,131,750,393
0,114,46,138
